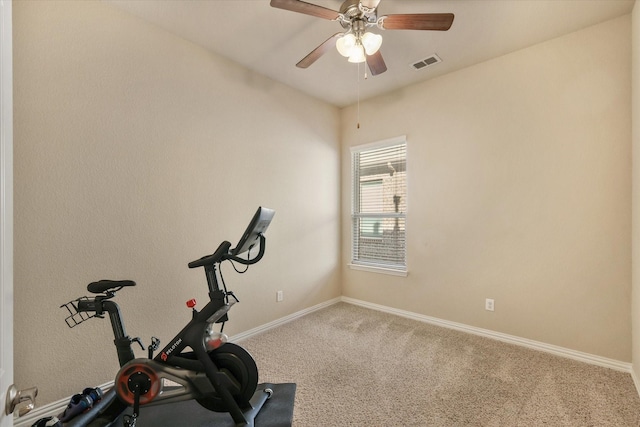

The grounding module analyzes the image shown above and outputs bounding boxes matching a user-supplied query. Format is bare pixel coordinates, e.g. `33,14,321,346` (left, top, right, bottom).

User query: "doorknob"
5,384,38,417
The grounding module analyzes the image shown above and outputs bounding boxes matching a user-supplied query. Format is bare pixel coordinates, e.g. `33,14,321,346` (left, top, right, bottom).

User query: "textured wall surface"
13,0,340,406
342,15,632,362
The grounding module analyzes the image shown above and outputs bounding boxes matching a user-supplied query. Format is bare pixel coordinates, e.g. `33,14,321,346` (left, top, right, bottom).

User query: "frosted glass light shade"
348,45,366,63
336,34,357,57
361,32,382,55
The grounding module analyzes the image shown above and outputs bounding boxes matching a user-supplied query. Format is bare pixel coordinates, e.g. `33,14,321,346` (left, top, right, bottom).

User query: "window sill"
348,263,408,277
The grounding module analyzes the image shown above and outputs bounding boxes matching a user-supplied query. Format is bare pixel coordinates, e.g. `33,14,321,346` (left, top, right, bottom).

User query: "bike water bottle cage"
87,279,136,295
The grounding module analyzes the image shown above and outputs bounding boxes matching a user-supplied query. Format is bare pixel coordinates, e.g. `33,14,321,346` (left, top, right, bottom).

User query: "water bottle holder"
60,297,96,328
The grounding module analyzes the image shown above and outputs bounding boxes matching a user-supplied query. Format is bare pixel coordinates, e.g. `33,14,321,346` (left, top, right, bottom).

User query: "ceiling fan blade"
379,13,454,31
296,33,342,69
366,50,387,76
270,0,340,21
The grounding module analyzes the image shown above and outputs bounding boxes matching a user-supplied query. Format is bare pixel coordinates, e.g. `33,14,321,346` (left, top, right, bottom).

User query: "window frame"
349,136,408,276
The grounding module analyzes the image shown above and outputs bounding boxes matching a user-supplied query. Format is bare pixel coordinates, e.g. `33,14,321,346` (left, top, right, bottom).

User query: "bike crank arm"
122,371,150,427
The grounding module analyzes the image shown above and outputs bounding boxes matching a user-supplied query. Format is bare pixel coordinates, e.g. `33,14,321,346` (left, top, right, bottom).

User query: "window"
351,137,407,274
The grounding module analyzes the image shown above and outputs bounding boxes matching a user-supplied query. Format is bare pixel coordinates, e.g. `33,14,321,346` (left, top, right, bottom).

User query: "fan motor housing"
339,0,377,27
339,0,361,16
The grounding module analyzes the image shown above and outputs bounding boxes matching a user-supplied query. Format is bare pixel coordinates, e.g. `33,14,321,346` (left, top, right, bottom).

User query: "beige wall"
633,0,640,381
13,1,341,405
341,16,632,362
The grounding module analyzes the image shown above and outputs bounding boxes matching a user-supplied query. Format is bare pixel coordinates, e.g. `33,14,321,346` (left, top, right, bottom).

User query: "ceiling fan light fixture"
348,45,366,63
271,0,455,75
361,32,382,55
336,33,357,57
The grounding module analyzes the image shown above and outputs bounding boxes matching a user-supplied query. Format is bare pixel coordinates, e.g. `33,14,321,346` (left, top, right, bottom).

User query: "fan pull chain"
356,62,369,129
357,62,361,129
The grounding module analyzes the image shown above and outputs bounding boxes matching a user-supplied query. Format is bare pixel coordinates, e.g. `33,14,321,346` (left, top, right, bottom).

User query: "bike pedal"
123,414,137,427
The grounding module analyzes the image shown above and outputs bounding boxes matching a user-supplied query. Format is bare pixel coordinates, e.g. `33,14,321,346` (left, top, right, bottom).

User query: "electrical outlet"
276,290,284,302
485,298,495,312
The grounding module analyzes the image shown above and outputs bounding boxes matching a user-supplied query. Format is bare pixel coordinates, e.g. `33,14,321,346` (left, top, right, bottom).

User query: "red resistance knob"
186,299,197,309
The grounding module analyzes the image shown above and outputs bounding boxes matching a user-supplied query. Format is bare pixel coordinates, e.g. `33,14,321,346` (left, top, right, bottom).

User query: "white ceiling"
103,0,634,107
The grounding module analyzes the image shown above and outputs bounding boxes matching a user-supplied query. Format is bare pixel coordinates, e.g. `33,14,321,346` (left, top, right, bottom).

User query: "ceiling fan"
270,0,454,76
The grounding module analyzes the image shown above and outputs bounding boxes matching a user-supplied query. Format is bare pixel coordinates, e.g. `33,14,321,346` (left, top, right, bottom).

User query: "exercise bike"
61,207,276,427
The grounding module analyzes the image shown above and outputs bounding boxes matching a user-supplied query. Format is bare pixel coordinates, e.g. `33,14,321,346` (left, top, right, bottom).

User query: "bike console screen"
231,206,275,256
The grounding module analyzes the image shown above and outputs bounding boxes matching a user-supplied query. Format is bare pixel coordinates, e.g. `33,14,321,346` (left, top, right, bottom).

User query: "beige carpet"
240,302,640,426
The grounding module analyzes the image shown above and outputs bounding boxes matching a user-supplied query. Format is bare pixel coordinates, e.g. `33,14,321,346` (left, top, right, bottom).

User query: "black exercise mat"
116,383,295,427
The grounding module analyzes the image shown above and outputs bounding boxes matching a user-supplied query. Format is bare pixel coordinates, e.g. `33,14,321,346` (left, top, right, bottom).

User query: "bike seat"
87,279,136,294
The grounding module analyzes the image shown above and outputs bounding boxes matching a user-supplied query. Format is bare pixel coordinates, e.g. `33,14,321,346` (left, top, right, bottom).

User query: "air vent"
411,54,442,70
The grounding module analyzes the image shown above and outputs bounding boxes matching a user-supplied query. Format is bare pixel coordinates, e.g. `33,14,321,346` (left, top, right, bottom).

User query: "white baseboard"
231,295,631,376
231,297,342,343
632,367,640,397
13,297,341,427
341,296,633,373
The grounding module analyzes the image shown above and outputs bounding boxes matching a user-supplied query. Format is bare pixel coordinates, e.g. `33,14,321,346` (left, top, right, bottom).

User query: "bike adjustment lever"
130,337,145,351
226,291,239,303
148,337,160,359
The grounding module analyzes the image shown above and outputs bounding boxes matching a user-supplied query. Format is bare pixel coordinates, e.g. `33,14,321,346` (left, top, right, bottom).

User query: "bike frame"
75,235,268,426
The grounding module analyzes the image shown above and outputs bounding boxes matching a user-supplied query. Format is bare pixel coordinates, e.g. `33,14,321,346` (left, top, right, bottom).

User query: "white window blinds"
351,138,407,271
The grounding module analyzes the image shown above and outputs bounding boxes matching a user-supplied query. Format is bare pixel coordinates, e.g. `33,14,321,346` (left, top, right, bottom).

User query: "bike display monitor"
231,207,275,256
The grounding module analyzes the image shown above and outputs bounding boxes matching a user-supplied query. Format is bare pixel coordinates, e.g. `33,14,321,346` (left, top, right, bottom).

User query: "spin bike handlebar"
187,234,266,269
188,241,232,269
